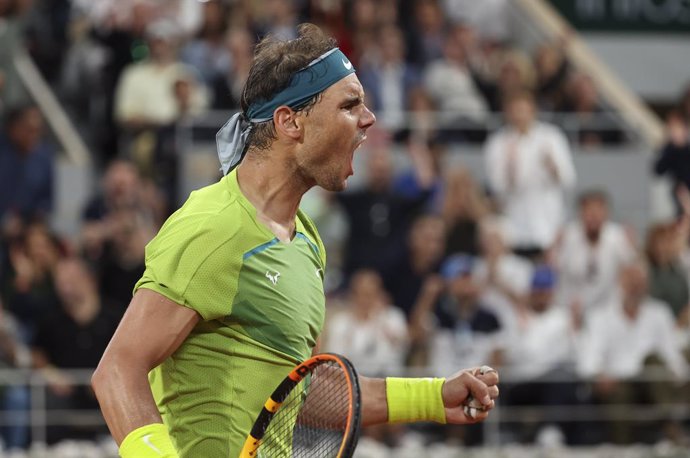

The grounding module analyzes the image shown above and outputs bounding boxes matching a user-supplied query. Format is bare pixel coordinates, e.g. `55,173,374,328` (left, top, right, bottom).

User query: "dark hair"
241,23,337,151
5,104,39,128
577,189,609,208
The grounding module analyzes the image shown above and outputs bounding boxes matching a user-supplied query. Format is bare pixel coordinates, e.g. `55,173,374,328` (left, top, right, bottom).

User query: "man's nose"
360,105,376,129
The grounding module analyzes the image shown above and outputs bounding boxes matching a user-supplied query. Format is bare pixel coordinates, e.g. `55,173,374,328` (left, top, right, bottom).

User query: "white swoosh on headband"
342,58,352,70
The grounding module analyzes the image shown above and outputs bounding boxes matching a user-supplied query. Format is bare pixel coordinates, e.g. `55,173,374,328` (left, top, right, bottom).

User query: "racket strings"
259,361,351,457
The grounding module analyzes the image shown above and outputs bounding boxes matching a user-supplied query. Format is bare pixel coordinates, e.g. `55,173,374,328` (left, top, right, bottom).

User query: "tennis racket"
239,353,362,458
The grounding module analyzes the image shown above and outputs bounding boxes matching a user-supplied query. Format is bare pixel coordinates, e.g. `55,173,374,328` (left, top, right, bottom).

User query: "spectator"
561,72,625,148
324,269,408,377
31,257,121,444
348,0,378,64
441,166,491,256
441,0,510,43
211,27,254,111
81,159,164,263
23,0,72,84
336,146,434,280
96,208,152,313
2,222,62,342
324,267,408,448
180,0,230,85
423,23,488,142
253,0,299,40
502,265,583,445
382,213,446,319
484,90,576,259
392,137,445,211
554,190,636,314
653,110,690,214
305,0,355,60
645,221,689,320
472,49,536,112
0,299,31,451
403,0,446,67
0,105,54,225
84,0,156,158
533,40,570,112
114,19,208,129
578,260,689,444
403,86,437,143
357,24,420,134
412,253,503,377
473,217,533,333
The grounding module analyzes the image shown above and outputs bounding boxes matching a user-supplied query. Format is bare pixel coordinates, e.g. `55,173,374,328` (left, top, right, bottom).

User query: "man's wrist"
119,423,179,458
385,377,446,424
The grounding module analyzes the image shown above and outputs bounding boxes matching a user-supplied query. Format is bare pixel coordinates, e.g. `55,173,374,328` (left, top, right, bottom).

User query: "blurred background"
1,0,690,456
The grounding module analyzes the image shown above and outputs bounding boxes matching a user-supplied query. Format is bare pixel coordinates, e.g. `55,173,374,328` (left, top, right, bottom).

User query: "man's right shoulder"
153,180,246,247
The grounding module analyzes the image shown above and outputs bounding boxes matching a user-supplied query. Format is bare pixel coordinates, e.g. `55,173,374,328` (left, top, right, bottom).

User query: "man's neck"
513,123,532,135
236,152,309,242
622,297,642,320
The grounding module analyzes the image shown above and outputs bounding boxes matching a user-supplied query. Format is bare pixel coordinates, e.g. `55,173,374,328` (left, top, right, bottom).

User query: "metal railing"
0,369,102,446
1,366,688,449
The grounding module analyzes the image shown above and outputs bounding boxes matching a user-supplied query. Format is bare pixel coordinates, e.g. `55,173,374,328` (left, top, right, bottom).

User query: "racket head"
240,353,361,458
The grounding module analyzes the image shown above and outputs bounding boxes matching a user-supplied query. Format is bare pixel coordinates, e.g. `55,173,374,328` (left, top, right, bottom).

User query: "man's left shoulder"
297,209,326,265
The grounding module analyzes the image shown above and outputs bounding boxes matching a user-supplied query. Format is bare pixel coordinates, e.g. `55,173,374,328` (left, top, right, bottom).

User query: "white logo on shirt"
315,268,323,279
142,434,163,455
266,270,281,285
342,58,352,70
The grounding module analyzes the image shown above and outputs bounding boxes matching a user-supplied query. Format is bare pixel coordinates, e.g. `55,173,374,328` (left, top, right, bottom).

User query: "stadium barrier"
0,366,688,450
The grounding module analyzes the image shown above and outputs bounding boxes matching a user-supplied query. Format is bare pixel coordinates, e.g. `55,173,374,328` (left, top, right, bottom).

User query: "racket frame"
239,353,362,458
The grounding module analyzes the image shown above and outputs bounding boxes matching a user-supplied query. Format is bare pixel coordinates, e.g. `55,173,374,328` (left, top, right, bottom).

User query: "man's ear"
274,106,302,141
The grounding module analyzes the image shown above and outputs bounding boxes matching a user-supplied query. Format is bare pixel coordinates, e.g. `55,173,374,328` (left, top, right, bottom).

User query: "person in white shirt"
114,19,209,128
473,217,533,334
503,265,583,444
554,190,636,315
324,269,409,378
423,24,489,136
578,260,689,444
484,90,576,258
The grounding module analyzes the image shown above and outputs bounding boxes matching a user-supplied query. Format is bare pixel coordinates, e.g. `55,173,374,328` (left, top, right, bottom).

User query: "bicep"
102,288,200,371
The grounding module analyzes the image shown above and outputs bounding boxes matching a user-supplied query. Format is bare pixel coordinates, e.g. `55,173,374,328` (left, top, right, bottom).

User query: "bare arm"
92,289,200,444
359,368,499,427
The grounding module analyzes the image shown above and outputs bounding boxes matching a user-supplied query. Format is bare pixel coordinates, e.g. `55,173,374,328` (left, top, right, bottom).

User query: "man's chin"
319,178,348,193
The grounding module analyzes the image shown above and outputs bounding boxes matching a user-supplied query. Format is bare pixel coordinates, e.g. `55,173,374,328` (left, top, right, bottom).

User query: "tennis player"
92,23,499,458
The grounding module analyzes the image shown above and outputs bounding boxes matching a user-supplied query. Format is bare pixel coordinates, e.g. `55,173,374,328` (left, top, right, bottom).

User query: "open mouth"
355,134,367,149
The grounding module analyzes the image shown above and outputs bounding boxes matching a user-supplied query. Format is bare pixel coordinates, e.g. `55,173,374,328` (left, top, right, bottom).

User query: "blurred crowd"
1,0,690,454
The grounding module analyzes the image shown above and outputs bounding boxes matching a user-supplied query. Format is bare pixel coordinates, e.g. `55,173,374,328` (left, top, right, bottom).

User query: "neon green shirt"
134,168,327,457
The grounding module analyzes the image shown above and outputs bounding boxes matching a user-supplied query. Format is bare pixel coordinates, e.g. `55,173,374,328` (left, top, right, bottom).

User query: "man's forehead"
323,74,364,99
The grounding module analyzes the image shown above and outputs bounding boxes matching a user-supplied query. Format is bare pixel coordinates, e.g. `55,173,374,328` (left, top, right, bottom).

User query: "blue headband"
216,48,356,175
